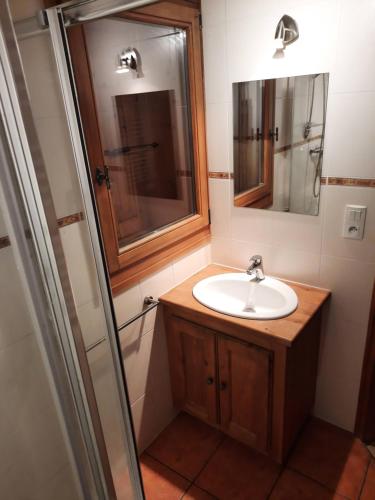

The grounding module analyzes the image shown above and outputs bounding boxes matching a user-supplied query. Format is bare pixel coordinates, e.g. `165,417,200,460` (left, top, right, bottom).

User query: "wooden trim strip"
57,211,85,228
208,172,234,179
327,177,375,188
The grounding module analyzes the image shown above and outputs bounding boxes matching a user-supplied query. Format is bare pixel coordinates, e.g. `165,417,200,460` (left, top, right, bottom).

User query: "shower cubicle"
0,0,153,498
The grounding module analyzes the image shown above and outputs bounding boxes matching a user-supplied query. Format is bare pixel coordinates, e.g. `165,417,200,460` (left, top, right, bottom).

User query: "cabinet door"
218,337,272,452
167,316,217,424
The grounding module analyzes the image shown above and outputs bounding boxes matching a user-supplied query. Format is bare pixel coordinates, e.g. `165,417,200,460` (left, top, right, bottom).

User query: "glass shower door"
0,101,96,499
1,1,145,498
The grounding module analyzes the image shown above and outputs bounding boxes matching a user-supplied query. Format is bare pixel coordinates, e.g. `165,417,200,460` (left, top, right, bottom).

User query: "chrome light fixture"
116,47,139,74
274,15,299,50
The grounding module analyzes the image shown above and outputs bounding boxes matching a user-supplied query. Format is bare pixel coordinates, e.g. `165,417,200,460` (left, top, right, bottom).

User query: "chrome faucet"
246,255,265,281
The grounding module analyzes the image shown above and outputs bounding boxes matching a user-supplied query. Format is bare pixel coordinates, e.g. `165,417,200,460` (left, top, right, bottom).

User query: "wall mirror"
233,73,329,215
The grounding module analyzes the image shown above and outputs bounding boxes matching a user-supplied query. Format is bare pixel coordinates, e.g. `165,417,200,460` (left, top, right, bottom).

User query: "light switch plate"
342,204,367,240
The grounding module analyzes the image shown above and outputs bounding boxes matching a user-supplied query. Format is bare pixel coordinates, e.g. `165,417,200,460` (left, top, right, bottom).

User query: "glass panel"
82,18,196,248
233,80,264,196
0,157,82,500
10,5,141,499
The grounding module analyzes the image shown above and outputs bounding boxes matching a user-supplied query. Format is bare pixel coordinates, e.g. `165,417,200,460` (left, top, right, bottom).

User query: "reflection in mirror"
71,18,196,250
233,73,329,215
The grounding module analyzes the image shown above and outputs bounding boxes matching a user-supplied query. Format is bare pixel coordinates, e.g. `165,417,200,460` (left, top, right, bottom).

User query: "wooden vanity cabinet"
161,264,330,464
166,315,273,454
167,316,217,425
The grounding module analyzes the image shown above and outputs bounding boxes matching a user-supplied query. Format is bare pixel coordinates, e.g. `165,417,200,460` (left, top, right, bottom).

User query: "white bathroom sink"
192,273,298,320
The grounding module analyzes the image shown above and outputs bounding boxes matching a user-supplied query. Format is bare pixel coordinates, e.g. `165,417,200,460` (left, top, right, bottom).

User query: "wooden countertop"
160,264,330,346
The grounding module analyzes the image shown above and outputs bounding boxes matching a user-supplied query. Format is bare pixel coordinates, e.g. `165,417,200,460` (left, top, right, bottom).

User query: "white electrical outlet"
342,204,367,240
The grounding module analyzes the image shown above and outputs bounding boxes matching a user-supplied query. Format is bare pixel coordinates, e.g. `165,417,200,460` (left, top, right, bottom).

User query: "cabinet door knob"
206,377,214,385
220,381,227,390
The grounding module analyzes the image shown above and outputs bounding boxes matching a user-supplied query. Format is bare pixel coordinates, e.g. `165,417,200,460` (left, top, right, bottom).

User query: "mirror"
233,73,329,215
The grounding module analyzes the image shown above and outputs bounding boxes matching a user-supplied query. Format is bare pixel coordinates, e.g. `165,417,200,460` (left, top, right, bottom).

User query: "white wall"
202,0,375,431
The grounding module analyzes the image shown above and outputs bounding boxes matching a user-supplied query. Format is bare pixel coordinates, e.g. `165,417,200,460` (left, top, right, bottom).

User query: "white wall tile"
0,247,33,351
226,0,339,85
130,385,176,453
211,236,238,267
314,314,368,431
120,322,170,406
76,299,109,348
35,116,82,219
139,265,175,333
59,222,99,308
113,283,142,327
323,92,375,179
267,247,321,285
0,335,76,499
87,340,131,483
202,24,228,104
209,179,231,238
319,255,375,326
231,205,275,245
330,0,375,94
173,244,210,285
269,208,324,254
206,102,230,172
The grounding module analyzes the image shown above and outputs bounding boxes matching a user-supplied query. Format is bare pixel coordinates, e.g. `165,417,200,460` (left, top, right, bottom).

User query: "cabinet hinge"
208,208,211,225
198,13,203,29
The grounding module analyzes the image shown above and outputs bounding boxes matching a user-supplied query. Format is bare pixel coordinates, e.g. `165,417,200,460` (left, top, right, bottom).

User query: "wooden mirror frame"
67,1,209,295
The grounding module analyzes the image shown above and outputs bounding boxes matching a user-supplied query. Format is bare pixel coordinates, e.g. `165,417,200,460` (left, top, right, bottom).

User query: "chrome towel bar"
117,296,159,333
85,296,159,353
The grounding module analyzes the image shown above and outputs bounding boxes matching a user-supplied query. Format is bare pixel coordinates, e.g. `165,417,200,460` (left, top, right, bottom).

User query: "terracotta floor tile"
288,418,370,499
195,437,281,500
146,412,223,480
270,469,345,500
140,454,189,500
361,460,375,500
183,485,217,499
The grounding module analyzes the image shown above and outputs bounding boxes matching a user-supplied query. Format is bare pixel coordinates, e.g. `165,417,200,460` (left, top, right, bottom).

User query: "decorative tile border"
0,211,85,251
0,236,10,250
57,211,85,228
209,172,374,189
326,177,375,188
208,171,234,179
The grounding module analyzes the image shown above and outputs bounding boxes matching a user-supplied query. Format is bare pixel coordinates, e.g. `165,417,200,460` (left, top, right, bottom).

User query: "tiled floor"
140,412,374,500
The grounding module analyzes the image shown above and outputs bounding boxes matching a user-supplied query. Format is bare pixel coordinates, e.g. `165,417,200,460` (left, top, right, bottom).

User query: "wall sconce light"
116,47,139,75
274,15,299,50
